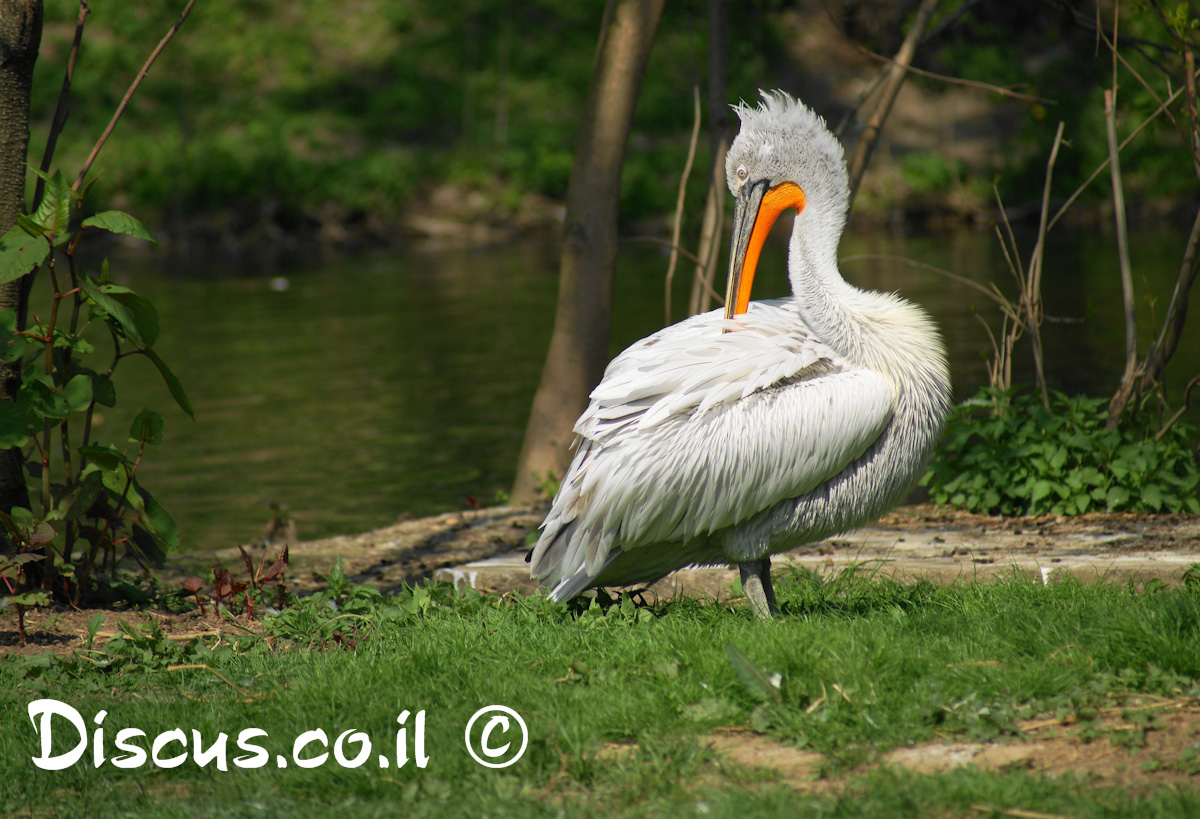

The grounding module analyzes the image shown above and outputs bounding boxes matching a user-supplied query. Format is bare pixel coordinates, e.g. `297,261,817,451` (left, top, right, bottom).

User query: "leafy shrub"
0,172,191,603
922,387,1200,516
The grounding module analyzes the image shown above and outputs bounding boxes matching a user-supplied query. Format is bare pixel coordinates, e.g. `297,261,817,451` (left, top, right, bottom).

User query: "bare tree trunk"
510,0,665,503
845,0,939,208
0,0,42,551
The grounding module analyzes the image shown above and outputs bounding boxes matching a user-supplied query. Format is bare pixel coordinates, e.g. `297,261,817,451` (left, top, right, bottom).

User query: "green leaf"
726,643,782,704
53,332,93,355
1141,484,1164,512
62,469,104,521
129,408,164,446
25,376,70,420
133,481,179,555
63,373,93,413
85,613,105,649
0,223,50,286
82,211,157,246
141,348,194,419
80,276,160,348
2,591,51,608
0,393,33,449
328,555,347,597
32,170,73,243
0,551,42,569
106,289,159,348
1030,480,1054,504
79,444,132,473
0,309,27,363
88,371,116,407
1106,486,1131,510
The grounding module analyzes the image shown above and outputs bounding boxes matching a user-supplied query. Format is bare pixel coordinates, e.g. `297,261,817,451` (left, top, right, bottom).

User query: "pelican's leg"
738,558,779,619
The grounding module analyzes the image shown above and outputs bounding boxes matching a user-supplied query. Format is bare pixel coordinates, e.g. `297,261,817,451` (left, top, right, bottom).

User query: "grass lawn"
5,564,1200,817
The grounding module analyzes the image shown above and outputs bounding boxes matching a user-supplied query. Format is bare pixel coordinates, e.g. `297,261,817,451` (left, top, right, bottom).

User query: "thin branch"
1156,374,1200,442
853,43,1058,105
1028,122,1065,314
1140,201,1200,393
1069,3,1186,77
1105,88,1138,398
833,0,990,140
1101,25,1199,172
691,260,724,306
920,0,984,46
1148,0,1200,53
840,254,1005,304
1021,121,1065,409
993,187,1025,289
35,2,89,212
623,236,705,267
664,85,702,326
845,0,940,207
1139,54,1200,395
72,0,198,192
1047,65,1200,232
689,146,727,316
834,64,888,140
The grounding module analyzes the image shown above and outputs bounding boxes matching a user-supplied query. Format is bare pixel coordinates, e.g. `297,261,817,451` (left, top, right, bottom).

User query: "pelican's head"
723,91,850,319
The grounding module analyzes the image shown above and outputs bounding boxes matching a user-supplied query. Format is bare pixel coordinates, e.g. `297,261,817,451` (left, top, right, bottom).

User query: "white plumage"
530,91,951,616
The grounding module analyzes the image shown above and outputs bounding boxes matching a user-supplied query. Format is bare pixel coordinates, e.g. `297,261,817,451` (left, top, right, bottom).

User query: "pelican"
529,91,951,618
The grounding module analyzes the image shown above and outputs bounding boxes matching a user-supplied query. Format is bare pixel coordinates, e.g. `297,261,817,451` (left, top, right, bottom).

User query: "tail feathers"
548,559,612,602
530,512,606,601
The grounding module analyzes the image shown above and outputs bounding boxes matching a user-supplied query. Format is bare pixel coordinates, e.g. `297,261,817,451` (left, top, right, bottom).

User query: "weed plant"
923,387,1200,516
4,567,1200,816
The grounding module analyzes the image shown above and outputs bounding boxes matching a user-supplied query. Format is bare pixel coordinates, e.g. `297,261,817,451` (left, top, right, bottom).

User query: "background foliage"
30,1,1198,237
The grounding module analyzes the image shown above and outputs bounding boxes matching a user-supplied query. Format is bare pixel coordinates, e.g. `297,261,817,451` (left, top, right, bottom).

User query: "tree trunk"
0,0,42,550
510,0,666,503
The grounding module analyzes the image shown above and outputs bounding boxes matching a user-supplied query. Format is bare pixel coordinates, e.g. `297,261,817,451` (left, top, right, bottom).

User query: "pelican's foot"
738,558,779,620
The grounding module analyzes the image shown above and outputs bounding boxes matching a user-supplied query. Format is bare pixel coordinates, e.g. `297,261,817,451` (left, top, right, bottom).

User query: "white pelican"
530,91,951,618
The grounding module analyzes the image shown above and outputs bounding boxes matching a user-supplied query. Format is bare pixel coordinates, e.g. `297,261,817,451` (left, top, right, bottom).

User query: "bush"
922,387,1200,516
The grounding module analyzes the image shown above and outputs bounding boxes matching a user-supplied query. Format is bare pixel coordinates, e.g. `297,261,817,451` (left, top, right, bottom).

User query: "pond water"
61,223,1199,554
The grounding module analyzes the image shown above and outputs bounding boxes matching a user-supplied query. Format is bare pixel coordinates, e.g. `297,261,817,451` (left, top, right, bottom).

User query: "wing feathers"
531,301,895,593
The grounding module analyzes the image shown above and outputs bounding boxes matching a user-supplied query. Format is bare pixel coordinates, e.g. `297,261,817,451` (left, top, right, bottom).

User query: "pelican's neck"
788,203,863,355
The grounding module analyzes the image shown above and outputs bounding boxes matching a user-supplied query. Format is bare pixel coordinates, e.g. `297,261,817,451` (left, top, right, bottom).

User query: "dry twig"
664,85,703,325
72,0,198,192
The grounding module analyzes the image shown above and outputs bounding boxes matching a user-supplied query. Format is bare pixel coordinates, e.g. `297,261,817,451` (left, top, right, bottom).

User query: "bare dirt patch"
591,699,1200,796
0,607,263,659
688,699,1200,794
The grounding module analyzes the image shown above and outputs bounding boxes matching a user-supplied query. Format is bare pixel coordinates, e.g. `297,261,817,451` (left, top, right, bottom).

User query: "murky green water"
63,224,1198,553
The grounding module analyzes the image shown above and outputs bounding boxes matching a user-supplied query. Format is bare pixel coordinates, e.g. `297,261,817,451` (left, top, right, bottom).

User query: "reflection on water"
76,226,1197,554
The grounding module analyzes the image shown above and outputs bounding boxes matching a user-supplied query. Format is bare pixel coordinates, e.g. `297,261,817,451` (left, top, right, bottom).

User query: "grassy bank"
30,3,1197,245
31,1,774,242
5,566,1200,816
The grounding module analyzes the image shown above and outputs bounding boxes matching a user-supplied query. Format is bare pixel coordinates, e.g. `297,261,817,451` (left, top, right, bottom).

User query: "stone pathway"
175,505,1200,602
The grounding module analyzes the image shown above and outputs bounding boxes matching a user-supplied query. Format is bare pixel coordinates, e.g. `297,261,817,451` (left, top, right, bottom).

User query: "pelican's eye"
736,166,748,181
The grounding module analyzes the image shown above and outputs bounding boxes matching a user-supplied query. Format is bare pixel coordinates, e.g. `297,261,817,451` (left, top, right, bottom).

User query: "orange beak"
723,181,806,320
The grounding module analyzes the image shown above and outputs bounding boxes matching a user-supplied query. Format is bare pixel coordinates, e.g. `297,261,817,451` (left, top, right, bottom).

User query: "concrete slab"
430,507,1200,601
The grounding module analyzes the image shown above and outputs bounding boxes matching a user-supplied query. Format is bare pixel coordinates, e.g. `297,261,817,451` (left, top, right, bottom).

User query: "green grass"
5,568,1200,816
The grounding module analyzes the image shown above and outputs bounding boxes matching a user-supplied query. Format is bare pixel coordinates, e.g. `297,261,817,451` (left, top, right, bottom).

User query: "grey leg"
738,558,779,619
